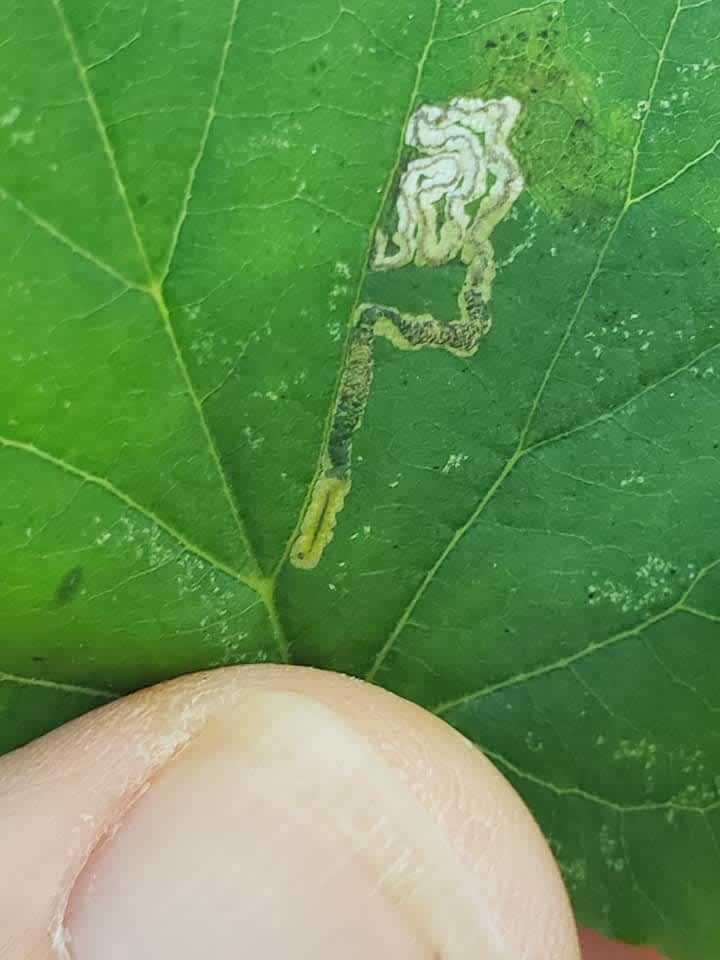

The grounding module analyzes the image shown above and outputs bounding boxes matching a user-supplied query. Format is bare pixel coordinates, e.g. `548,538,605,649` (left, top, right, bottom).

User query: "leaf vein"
527,337,720,455
160,0,242,283
630,137,720,206
0,434,263,594
432,558,720,715
0,670,116,700
363,0,686,682
51,0,153,282
483,746,720,815
436,0,564,43
0,187,144,292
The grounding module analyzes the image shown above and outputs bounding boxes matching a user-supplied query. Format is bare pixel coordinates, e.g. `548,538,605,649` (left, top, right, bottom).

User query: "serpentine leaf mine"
291,96,524,569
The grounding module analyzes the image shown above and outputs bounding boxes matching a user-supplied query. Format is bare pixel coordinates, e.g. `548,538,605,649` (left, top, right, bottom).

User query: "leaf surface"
2,0,720,955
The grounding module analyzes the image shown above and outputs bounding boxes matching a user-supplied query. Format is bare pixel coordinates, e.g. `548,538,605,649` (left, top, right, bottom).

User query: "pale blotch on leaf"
292,96,524,570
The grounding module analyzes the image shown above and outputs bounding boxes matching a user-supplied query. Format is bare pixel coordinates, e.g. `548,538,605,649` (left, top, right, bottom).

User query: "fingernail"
65,691,476,959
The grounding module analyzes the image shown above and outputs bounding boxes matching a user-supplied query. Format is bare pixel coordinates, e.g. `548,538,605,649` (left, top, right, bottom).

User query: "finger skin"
0,665,580,959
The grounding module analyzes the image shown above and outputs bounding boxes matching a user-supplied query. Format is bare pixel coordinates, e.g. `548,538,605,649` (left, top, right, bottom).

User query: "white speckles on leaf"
334,260,352,279
327,318,342,341
10,129,35,146
190,331,219,366
442,452,469,474
498,202,538,269
690,364,716,379
599,825,625,873
671,750,717,806
242,425,265,450
588,555,679,613
525,730,544,752
636,555,676,597
328,283,350,313
560,858,587,891
252,379,288,402
620,471,645,487
613,737,657,772
0,105,20,126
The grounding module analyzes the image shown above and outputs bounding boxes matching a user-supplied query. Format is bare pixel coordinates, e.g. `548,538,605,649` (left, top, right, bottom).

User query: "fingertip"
1,665,581,959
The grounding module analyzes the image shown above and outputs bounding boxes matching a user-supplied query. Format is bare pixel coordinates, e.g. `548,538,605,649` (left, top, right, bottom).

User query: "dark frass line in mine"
290,276,494,572
290,95,524,570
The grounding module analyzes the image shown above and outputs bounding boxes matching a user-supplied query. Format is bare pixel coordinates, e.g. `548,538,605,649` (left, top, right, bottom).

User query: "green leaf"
2,0,719,955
